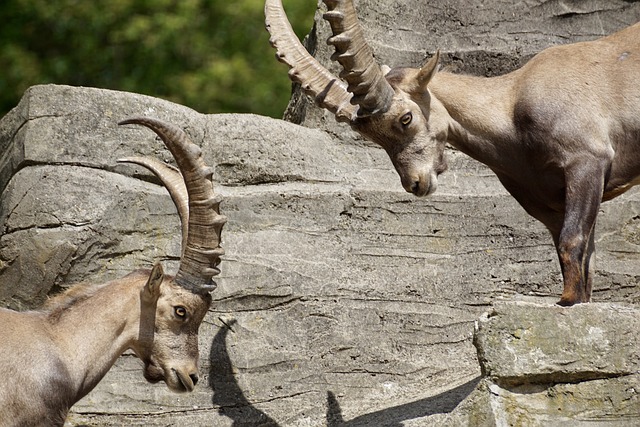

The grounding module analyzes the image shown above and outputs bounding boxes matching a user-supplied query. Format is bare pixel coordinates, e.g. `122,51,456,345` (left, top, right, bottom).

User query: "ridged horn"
118,117,226,294
323,0,394,117
265,0,357,123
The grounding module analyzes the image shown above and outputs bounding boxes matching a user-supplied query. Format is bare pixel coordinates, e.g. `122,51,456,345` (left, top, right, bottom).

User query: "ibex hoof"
556,297,578,307
557,295,589,307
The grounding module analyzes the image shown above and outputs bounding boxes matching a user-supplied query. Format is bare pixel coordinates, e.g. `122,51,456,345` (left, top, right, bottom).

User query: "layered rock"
455,302,640,426
1,0,640,424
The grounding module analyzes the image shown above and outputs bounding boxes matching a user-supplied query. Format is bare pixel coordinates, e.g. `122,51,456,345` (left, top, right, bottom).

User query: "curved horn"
118,117,226,293
323,0,394,117
265,0,357,123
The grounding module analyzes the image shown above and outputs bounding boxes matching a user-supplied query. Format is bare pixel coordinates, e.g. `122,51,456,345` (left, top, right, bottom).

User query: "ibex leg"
555,160,606,306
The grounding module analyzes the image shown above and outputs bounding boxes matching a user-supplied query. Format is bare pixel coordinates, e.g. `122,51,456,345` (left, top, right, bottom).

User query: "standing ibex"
0,117,226,426
266,0,640,306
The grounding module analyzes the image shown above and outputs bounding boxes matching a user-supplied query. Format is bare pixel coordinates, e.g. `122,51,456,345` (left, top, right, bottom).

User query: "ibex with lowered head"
0,117,226,426
266,0,640,306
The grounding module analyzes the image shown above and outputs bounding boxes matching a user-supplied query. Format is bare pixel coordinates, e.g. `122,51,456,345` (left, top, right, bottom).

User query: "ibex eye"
174,306,187,318
400,112,412,126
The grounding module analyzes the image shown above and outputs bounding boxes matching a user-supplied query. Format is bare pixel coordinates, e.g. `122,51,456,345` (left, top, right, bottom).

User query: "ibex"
0,117,226,426
266,0,640,306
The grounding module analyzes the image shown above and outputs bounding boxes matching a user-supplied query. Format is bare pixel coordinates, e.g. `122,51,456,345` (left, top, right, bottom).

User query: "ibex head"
266,0,447,196
119,117,226,392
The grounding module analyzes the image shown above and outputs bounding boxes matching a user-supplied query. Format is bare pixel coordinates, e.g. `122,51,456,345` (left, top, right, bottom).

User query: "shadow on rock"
327,376,482,426
209,319,280,427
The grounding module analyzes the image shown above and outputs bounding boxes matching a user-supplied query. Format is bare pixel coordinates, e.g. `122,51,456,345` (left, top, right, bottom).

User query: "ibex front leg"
554,160,607,306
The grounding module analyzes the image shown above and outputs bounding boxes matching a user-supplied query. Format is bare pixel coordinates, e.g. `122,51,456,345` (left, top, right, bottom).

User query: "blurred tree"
0,0,315,118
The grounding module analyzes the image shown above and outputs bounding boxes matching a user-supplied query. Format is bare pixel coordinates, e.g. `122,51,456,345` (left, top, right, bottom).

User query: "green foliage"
0,0,315,118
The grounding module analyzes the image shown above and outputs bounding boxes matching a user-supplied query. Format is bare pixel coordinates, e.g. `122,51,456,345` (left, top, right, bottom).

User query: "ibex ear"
144,263,164,300
418,50,440,89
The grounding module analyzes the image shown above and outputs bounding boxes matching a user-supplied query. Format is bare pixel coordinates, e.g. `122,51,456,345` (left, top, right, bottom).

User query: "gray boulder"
453,302,640,427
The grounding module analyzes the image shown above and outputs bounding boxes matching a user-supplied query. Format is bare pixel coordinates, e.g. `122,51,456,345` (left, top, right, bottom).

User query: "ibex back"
0,117,226,426
266,0,640,306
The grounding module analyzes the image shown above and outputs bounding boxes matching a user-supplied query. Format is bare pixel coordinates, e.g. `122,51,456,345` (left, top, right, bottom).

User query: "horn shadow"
326,376,481,426
209,319,280,426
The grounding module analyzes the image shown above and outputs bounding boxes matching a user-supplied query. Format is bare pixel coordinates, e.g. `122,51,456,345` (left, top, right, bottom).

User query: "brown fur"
0,266,211,427
43,282,102,321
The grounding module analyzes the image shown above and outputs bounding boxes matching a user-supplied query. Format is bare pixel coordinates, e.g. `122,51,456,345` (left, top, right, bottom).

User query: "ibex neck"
430,71,519,168
48,277,143,400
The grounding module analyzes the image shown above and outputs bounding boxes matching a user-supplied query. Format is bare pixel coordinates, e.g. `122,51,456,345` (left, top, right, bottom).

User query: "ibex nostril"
190,373,199,386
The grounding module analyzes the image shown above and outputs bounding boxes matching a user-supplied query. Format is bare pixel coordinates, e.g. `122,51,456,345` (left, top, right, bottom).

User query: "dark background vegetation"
0,0,315,119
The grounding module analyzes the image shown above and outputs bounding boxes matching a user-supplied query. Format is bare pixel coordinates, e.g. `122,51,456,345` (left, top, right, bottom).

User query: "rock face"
1,84,487,426
463,302,640,426
0,1,639,425
475,303,640,386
